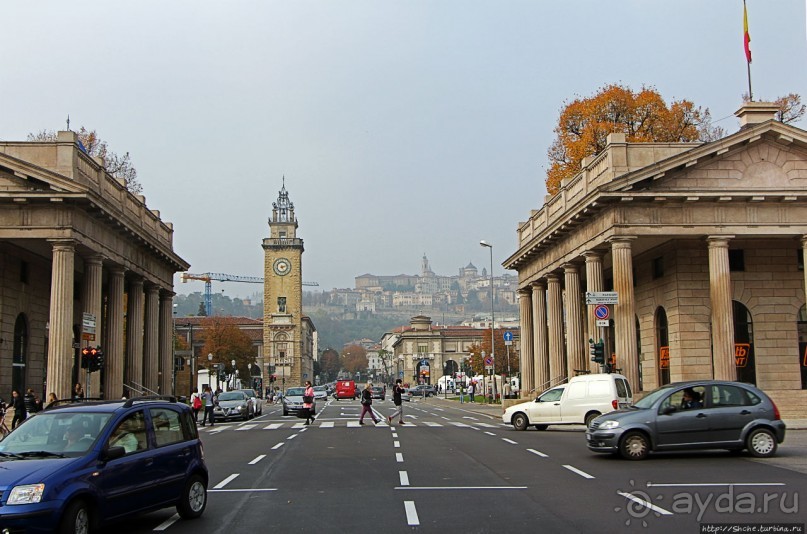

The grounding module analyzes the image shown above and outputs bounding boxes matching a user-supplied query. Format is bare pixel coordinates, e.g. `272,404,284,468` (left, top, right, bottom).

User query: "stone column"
106,267,125,399
518,288,534,397
159,291,175,395
611,237,639,388
803,237,807,317
143,284,161,393
81,254,104,397
584,251,604,372
46,239,75,401
708,236,736,381
546,273,565,386
126,277,144,395
563,263,585,377
532,281,549,393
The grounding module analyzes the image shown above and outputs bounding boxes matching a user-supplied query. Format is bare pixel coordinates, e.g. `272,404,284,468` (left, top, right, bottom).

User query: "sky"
2,1,806,298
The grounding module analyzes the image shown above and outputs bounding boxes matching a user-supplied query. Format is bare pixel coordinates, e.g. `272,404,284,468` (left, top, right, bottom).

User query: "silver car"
282,387,316,417
238,389,263,416
587,380,786,460
312,385,328,401
213,391,254,421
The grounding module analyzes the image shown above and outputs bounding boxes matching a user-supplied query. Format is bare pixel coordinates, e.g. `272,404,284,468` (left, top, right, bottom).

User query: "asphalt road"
112,397,807,533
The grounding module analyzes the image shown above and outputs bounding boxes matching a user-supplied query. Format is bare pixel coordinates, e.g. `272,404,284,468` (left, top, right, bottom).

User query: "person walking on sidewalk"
387,378,406,425
303,380,316,425
200,386,215,427
359,381,380,425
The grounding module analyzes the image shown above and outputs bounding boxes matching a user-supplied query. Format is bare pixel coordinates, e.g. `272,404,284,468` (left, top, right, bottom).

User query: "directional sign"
594,304,610,320
503,331,514,342
585,291,619,305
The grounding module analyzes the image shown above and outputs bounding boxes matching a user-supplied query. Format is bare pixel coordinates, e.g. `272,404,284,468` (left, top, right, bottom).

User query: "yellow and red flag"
743,0,752,63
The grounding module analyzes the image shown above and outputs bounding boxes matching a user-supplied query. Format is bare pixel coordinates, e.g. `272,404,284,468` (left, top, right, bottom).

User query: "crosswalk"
201,420,501,433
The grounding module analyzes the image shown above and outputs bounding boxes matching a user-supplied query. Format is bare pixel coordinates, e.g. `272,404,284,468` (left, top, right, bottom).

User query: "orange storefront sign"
659,346,670,369
735,343,751,368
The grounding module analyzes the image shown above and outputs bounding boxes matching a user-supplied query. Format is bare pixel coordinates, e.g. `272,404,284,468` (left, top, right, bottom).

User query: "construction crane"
180,272,319,316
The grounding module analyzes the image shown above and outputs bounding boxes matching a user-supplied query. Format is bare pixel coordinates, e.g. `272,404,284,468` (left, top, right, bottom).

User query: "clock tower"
263,180,306,388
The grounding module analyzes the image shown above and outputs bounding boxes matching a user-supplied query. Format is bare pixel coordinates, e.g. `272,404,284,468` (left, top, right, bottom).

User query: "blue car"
0,396,208,533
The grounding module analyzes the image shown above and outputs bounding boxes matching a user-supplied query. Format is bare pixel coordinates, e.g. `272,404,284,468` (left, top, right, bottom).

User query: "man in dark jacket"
11,390,27,429
23,388,38,414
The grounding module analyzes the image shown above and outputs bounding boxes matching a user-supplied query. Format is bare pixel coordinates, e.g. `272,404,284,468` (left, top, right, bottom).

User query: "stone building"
0,131,188,401
504,103,807,418
262,181,316,389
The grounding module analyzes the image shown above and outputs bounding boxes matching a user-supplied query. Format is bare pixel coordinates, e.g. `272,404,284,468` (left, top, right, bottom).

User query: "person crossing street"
387,378,406,425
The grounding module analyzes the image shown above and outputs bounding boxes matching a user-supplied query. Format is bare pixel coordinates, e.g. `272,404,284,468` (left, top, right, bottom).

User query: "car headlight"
599,420,620,429
8,484,45,505
234,406,241,412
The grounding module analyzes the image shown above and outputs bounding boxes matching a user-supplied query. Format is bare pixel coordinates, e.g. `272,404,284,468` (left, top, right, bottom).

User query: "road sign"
594,304,610,320
503,331,514,342
596,319,609,327
585,291,619,305
484,356,493,366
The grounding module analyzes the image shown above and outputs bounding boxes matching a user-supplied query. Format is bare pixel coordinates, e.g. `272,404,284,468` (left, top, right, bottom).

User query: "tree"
466,329,520,376
546,84,723,195
200,318,256,383
319,348,341,381
341,345,368,375
27,127,143,194
197,302,207,317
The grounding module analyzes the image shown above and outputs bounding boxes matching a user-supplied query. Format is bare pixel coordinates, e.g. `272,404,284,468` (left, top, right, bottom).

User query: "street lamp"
231,359,236,390
480,240,497,403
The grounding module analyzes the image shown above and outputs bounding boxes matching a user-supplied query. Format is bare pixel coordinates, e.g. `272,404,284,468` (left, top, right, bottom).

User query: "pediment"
0,152,85,195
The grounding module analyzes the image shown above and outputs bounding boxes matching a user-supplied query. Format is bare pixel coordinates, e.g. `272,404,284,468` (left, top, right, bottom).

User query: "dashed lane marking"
271,442,284,450
213,474,239,489
153,513,179,531
404,501,420,526
618,491,673,516
527,448,548,458
502,438,517,445
396,453,404,463
248,454,266,465
563,465,594,479
399,471,410,486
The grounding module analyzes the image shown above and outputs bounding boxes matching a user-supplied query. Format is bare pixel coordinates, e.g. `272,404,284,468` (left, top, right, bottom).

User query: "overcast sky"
2,1,805,297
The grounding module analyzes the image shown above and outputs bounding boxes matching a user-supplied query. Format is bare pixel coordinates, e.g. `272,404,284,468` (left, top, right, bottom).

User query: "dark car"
0,396,208,532
586,380,786,460
410,385,436,397
370,386,385,401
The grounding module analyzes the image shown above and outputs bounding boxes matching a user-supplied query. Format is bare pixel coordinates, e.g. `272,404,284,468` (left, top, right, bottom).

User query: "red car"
334,380,357,400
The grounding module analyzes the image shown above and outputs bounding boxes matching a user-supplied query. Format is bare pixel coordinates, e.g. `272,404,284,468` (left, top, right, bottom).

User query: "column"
46,239,75,401
143,284,160,393
81,254,104,397
611,237,639,389
159,291,174,395
803,237,807,317
708,236,736,381
106,267,125,399
563,263,585,377
532,281,549,393
126,277,144,394
518,288,534,397
584,251,604,372
546,273,565,386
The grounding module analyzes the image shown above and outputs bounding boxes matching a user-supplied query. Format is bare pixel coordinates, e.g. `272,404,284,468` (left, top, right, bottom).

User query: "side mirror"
661,405,677,416
101,445,126,461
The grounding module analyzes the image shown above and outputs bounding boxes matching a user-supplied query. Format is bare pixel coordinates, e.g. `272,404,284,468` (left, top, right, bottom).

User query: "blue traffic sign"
594,304,610,320
503,331,514,342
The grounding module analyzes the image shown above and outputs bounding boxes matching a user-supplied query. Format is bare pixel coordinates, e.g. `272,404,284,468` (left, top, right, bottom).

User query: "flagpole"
746,60,753,102
744,0,753,101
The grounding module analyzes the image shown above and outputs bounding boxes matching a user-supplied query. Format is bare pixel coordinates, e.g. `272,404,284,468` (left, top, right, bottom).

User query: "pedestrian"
73,383,85,402
459,382,465,404
201,386,215,426
303,380,315,425
358,381,379,425
468,382,475,403
24,388,38,414
190,387,202,423
46,392,58,407
11,390,26,429
387,378,406,425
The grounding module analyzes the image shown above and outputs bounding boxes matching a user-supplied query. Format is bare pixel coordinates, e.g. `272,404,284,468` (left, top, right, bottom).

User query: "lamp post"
231,359,236,390
480,240,497,403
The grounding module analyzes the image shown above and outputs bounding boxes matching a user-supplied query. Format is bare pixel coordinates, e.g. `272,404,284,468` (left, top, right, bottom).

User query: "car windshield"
218,392,245,401
313,386,326,392
632,385,676,409
0,412,113,458
286,388,305,396
240,390,255,398
372,387,382,392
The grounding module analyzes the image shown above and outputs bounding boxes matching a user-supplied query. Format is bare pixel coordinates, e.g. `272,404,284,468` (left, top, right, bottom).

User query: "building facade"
0,131,188,401
504,103,807,418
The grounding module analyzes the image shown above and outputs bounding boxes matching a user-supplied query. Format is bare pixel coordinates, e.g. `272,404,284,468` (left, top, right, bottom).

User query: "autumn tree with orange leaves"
200,318,256,381
467,329,520,376
545,84,723,195
341,345,368,376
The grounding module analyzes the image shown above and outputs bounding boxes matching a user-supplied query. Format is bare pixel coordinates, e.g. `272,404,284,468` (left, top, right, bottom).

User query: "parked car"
238,389,263,416
371,386,386,401
283,387,316,416
503,373,632,430
333,380,357,400
0,396,208,532
410,385,436,397
400,388,413,402
312,385,329,401
586,380,786,460
213,391,254,421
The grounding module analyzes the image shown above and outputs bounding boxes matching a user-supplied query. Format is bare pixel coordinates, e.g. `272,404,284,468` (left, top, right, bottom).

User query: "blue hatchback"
0,396,208,533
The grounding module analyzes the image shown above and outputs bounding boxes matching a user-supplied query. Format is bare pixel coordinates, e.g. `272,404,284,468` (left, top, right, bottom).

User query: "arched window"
13,314,28,393
733,300,755,385
656,307,670,386
797,305,806,389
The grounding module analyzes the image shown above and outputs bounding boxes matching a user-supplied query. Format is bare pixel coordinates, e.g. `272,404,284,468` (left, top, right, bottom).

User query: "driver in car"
108,420,139,453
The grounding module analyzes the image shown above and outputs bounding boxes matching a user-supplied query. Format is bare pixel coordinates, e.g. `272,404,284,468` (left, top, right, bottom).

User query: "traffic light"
590,341,605,365
81,347,91,369
89,346,104,372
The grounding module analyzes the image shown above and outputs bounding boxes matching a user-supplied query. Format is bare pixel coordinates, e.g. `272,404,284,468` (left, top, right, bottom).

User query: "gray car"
213,390,254,421
282,387,316,417
587,380,786,460
237,389,263,416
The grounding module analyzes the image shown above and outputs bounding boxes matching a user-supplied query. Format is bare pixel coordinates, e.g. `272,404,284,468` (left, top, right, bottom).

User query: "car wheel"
59,499,92,534
534,424,548,431
177,473,207,519
512,412,529,431
620,431,649,460
584,412,601,428
746,428,777,458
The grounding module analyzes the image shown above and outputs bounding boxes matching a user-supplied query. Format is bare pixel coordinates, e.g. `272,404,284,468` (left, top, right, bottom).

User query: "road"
113,396,807,533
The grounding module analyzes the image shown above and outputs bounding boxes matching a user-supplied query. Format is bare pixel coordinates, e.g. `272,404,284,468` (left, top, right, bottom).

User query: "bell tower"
262,179,305,388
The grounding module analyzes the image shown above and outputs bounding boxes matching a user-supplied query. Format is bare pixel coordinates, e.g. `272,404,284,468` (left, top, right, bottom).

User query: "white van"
502,373,632,430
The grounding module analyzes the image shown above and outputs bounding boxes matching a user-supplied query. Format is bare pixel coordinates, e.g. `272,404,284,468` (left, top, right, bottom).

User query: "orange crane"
180,272,318,315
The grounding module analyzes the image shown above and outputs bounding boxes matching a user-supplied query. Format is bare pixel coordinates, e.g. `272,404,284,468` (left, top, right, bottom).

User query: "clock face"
273,258,291,276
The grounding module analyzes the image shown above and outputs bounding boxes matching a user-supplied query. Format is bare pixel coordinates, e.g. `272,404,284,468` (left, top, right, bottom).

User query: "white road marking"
563,465,594,479
476,423,497,428
463,416,479,420
236,424,257,431
153,513,179,531
423,422,443,427
484,431,496,436
394,441,401,448
527,448,548,458
248,454,266,465
264,423,283,430
292,423,305,429
209,488,277,493
404,501,420,526
399,471,410,486
396,486,528,490
396,453,404,463
272,442,284,450
450,422,470,428
320,421,334,428
502,438,517,445
392,433,398,438
646,482,786,487
287,434,297,440
214,474,239,489
618,491,673,516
